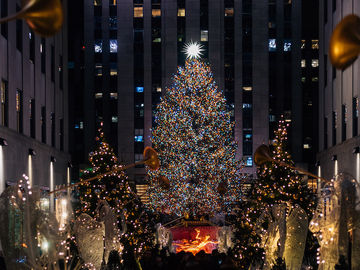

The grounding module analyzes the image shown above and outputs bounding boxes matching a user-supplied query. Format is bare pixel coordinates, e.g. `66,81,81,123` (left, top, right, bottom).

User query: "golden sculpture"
0,0,63,37
329,14,360,70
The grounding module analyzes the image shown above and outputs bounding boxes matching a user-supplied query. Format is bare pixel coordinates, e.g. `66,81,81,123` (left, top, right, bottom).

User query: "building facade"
71,0,318,184
317,0,360,181
0,0,70,195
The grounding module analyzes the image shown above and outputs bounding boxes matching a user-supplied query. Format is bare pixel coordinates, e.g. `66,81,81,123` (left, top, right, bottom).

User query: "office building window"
301,59,306,68
178,8,185,17
60,118,64,151
16,90,23,133
110,39,118,53
311,59,319,68
269,39,276,51
342,105,346,142
1,80,8,127
29,31,34,62
353,97,358,137
301,40,306,49
110,63,117,76
16,5,22,52
109,0,116,5
152,9,161,17
59,55,63,89
324,117,328,149
134,6,143,18
332,111,337,146
332,0,336,12
1,0,7,38
311,40,319,49
201,30,208,42
41,38,46,73
94,40,103,53
30,99,35,138
51,112,55,147
94,0,101,5
51,46,55,82
110,92,118,99
41,106,46,143
225,8,234,17
283,40,291,51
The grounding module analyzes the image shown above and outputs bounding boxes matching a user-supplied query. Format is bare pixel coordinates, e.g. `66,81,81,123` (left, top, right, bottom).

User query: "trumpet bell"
143,147,160,170
254,144,273,166
329,14,360,70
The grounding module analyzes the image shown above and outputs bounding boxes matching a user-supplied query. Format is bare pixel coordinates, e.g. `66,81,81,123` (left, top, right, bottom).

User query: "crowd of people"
140,247,237,270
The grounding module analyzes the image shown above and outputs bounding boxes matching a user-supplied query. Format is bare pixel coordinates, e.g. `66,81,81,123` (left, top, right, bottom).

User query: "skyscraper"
0,0,69,194
70,0,318,184
317,0,360,181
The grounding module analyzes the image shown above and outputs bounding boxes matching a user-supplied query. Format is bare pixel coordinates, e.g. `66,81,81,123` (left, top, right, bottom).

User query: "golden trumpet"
0,0,63,37
49,147,160,194
254,144,328,182
329,14,360,70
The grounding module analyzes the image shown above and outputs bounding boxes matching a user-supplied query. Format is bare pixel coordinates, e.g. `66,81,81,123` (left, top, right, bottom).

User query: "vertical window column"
353,97,358,137
41,106,46,143
1,80,8,127
177,0,186,65
16,89,23,133
30,99,35,138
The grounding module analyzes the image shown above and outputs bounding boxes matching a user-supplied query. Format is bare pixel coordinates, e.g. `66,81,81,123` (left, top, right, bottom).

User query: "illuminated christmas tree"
76,124,155,259
147,58,243,217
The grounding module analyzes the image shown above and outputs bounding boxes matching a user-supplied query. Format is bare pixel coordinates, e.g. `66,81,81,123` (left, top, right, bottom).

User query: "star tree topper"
183,41,204,59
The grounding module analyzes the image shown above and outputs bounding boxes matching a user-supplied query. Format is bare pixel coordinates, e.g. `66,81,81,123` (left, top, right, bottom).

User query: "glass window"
225,8,234,17
110,0,116,5
301,77,306,83
283,40,291,51
109,17,117,30
110,63,117,76
243,86,252,91
312,40,319,49
245,156,253,167
135,129,144,135
178,8,185,17
112,116,118,123
110,39,117,53
312,77,319,82
200,30,208,42
301,59,306,68
134,7,143,18
94,40,102,53
16,89,23,133
1,80,8,127
136,87,144,93
94,0,101,5
135,135,144,142
156,87,162,93
152,9,161,17
301,39,306,49
268,39,276,51
95,63,102,76
95,93,103,99
110,93,118,99
311,59,319,67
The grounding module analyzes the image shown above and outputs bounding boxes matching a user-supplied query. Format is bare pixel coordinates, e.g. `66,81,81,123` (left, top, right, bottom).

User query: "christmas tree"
76,124,155,259
147,57,243,217
232,118,316,268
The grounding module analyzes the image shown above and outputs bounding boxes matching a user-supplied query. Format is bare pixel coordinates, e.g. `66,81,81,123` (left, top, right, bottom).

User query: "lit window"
283,40,291,51
268,22,276,29
95,63,102,76
156,87,162,93
80,122,84,129
269,39,276,51
134,7,143,18
311,39,319,49
110,39,117,53
301,77,306,83
301,39,306,49
243,103,252,109
110,93,118,99
112,116,118,123
153,38,161,43
109,17,117,30
311,59,319,68
136,87,144,93
110,63,117,76
135,135,144,142
135,153,143,162
303,144,310,149
95,93,103,99
245,157,253,167
312,77,319,82
178,8,185,17
301,59,306,68
94,0,101,6
225,8,234,17
201,30,208,42
152,9,161,17
94,40,102,53
243,86,252,91
110,0,116,5
269,114,276,122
